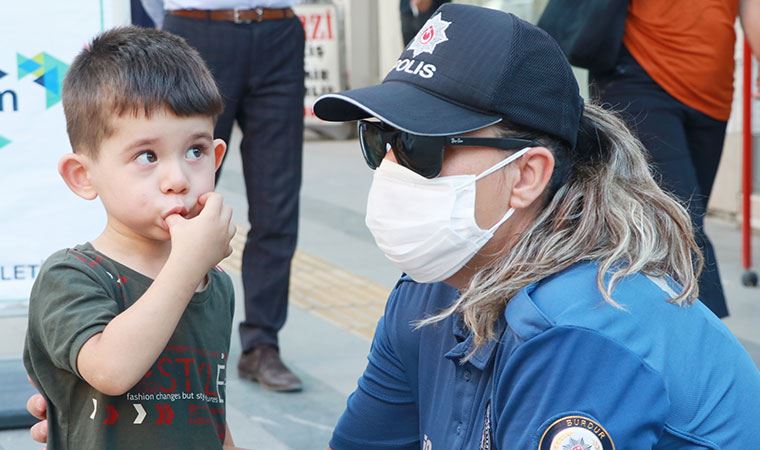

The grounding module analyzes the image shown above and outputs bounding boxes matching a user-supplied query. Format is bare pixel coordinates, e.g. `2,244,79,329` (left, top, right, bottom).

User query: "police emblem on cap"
408,13,451,57
538,415,615,450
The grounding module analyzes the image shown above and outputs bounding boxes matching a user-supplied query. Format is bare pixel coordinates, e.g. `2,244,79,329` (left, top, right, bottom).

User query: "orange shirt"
623,0,739,121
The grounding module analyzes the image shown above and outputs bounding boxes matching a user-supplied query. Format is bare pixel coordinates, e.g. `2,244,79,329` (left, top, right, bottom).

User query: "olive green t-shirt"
23,243,235,450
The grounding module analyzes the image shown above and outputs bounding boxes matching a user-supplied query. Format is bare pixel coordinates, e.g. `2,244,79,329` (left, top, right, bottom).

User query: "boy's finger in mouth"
162,206,190,220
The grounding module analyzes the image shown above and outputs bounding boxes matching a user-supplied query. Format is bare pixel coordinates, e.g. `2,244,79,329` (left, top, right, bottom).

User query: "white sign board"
0,3,116,311
295,4,344,126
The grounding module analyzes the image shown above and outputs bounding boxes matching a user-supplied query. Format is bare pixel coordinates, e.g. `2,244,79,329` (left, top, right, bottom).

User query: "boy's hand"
165,192,235,275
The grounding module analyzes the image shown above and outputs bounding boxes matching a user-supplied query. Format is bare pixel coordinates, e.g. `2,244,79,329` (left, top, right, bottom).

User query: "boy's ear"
58,153,98,200
212,139,227,171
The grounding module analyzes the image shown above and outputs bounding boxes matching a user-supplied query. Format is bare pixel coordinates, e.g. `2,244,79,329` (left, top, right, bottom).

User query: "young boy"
23,26,240,449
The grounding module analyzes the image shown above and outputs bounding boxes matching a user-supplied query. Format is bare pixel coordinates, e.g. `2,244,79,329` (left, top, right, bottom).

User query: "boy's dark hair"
62,26,223,157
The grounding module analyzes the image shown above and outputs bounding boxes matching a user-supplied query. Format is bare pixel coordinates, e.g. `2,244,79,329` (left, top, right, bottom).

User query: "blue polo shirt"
330,262,760,449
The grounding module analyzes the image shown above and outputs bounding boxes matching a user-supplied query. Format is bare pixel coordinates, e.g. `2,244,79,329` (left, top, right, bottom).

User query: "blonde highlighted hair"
418,103,703,354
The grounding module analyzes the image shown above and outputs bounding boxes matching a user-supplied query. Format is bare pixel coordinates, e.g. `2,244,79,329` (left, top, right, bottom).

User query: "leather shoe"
238,346,303,392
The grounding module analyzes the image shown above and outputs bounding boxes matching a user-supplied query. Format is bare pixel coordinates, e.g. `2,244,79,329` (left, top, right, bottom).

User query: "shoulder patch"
538,415,614,450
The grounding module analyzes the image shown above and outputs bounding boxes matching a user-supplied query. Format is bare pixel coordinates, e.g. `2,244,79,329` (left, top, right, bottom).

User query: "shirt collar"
444,312,506,371
443,281,546,370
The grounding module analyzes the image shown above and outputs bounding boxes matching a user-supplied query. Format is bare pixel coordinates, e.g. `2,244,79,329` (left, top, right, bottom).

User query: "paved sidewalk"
1,137,758,449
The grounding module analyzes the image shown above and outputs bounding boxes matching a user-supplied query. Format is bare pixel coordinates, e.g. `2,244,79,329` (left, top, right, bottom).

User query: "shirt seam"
385,281,423,409
520,324,666,380
330,432,418,450
662,423,720,449
504,323,670,411
505,290,555,343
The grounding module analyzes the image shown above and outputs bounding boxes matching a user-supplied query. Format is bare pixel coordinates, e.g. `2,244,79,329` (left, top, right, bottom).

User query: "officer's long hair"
418,102,703,357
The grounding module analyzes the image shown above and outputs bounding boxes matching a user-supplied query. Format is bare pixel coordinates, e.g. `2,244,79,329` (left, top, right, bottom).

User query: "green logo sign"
17,52,68,109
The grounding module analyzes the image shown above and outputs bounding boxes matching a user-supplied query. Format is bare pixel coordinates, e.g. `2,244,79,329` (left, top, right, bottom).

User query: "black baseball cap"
313,3,584,149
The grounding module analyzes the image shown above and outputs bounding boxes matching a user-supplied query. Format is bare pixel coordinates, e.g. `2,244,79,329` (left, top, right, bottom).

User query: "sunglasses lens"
358,121,443,178
359,122,389,169
398,133,442,178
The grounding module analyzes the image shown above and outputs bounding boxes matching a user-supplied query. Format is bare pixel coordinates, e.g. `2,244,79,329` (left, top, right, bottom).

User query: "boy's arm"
77,193,234,396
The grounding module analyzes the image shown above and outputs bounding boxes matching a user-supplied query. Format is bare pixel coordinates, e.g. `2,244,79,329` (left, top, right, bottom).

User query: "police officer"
314,4,760,449
24,4,760,449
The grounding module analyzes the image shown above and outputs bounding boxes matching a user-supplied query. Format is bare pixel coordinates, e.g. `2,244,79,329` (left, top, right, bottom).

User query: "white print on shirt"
423,434,433,450
133,404,147,424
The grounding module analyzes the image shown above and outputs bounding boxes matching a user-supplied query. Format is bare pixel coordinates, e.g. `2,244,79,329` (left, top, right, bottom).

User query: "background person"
588,0,760,318
162,0,306,392
400,0,451,45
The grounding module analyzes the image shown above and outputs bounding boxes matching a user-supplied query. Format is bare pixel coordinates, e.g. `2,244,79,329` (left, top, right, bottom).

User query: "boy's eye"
136,151,157,165
185,147,204,160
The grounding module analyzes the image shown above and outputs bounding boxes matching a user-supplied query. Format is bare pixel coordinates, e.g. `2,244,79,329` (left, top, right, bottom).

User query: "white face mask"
365,147,530,283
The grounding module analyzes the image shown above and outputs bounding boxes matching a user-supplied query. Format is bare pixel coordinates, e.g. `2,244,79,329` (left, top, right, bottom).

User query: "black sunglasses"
357,120,537,178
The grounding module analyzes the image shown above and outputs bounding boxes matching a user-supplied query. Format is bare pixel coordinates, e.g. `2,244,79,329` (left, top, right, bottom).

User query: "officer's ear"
58,153,98,200
508,146,554,209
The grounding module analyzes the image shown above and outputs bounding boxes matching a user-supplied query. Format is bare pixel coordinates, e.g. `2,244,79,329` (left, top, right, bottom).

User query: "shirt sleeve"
491,326,669,449
329,311,419,449
27,251,120,378
216,269,236,338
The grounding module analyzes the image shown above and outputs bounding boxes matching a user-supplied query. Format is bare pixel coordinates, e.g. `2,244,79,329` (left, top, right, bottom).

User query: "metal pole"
741,38,758,287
